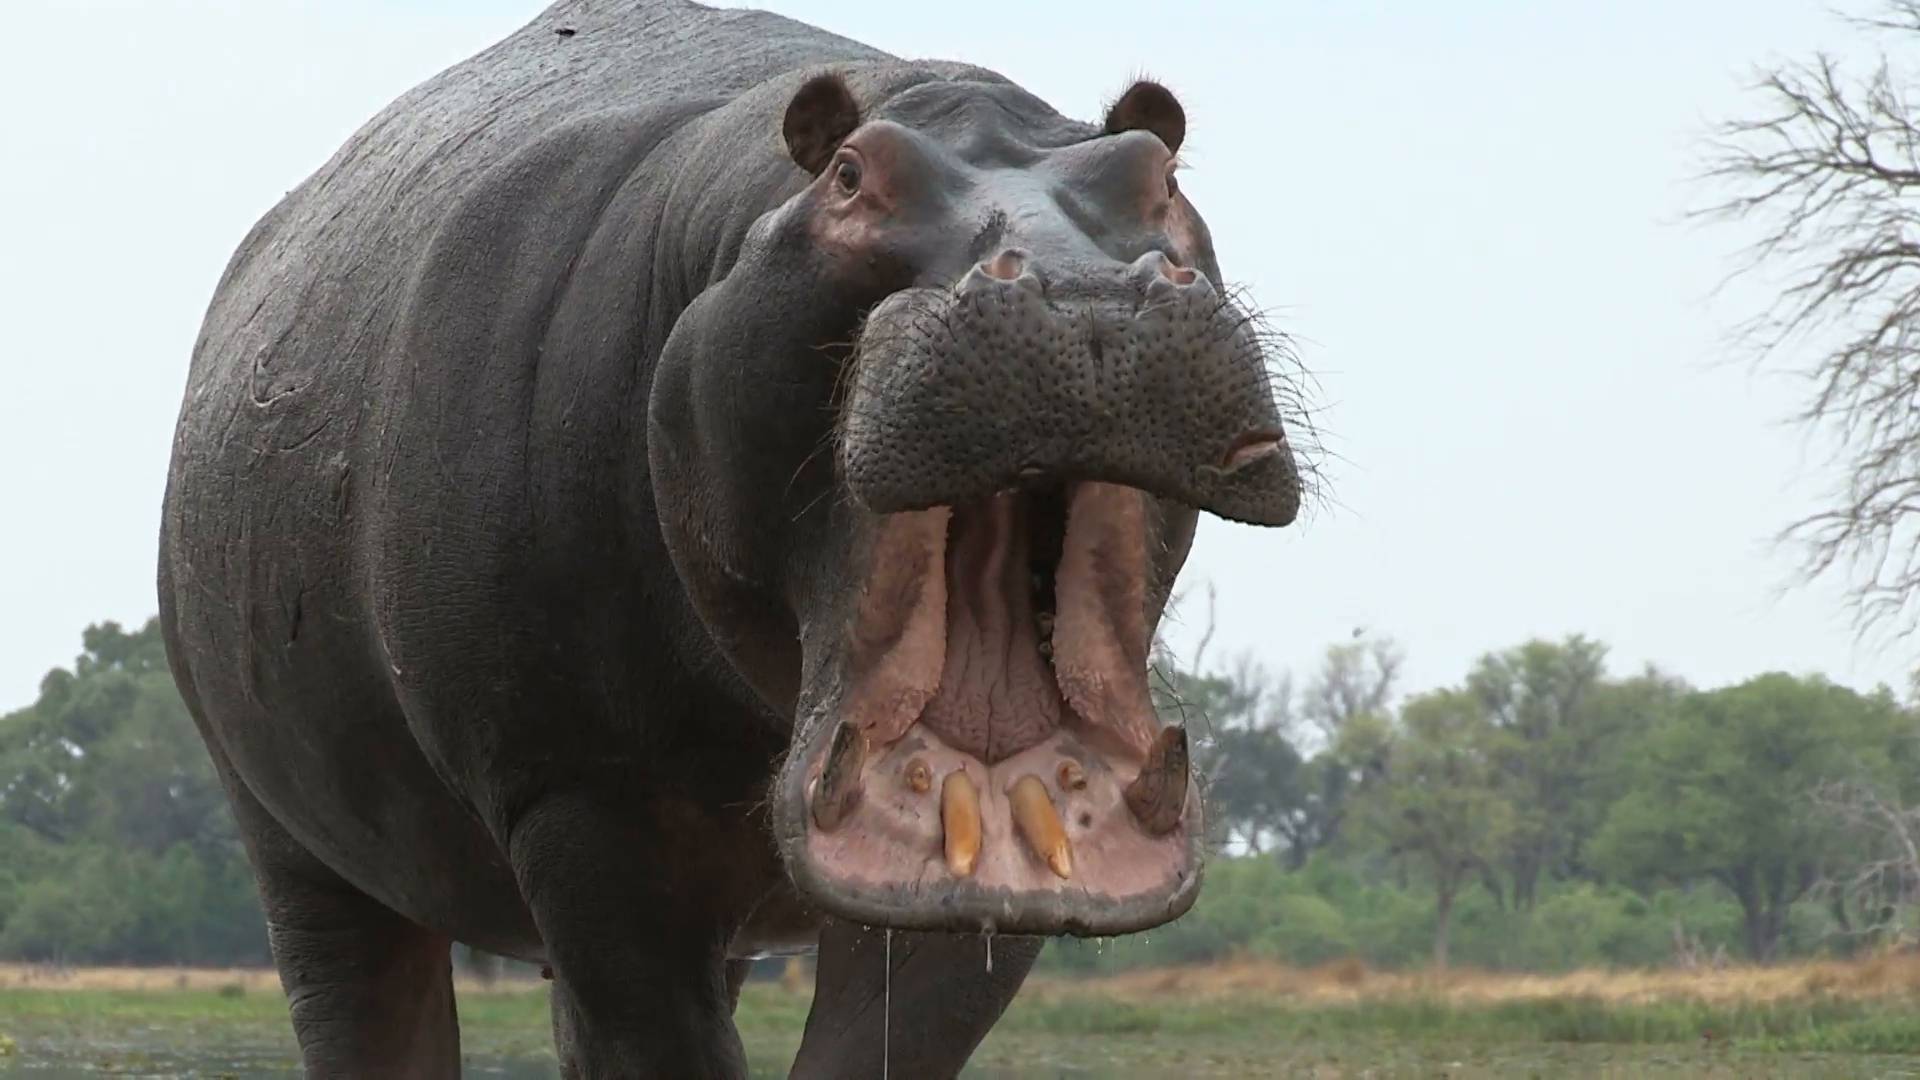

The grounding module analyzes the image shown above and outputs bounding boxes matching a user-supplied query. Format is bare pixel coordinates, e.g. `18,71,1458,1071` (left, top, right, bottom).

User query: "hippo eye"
1165,168,1180,199
834,158,862,193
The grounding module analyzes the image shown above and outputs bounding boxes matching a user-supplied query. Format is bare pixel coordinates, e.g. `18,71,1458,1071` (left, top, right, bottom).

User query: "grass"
7,955,1920,1076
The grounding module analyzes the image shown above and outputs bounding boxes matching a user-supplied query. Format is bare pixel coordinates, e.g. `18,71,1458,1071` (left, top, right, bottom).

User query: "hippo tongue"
916,492,1064,765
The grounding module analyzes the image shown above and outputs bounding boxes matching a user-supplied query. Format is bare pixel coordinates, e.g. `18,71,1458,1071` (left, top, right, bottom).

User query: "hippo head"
649,67,1306,938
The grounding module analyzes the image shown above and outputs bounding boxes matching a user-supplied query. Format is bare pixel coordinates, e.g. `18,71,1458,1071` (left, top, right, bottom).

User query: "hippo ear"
784,72,863,176
1103,79,1186,156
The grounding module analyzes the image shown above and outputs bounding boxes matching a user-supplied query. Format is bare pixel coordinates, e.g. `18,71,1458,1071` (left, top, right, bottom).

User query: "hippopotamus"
156,1,1304,1075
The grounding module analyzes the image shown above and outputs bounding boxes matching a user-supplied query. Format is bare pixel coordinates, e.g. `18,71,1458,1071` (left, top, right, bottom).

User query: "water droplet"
883,928,892,1080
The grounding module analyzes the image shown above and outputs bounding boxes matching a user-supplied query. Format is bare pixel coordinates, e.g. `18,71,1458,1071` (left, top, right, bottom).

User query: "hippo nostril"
1134,250,1211,300
1221,431,1283,472
959,249,1041,297
982,248,1029,282
1158,261,1197,287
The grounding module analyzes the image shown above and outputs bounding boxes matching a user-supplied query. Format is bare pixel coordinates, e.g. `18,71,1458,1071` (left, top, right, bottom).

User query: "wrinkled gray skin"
156,1,1302,1076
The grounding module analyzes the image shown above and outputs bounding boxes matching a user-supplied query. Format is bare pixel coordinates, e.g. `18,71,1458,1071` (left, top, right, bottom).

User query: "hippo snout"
838,248,1302,527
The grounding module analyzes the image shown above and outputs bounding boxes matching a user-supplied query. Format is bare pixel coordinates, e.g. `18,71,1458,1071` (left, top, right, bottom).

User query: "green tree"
1161,635,1404,868
0,619,268,965
1468,636,1608,910
1467,639,1682,908
1342,688,1515,970
1156,655,1312,858
1299,636,1405,749
1291,636,1405,862
0,619,231,853
1592,673,1913,960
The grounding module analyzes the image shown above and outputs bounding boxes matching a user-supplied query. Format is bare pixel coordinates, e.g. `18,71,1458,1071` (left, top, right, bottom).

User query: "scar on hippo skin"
784,72,863,175
1103,79,1186,155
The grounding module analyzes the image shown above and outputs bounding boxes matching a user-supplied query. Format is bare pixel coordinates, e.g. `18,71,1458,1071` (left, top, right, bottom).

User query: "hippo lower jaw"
774,481,1205,938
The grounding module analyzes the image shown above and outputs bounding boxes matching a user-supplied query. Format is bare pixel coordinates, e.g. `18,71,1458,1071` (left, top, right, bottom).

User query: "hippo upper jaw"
838,249,1303,530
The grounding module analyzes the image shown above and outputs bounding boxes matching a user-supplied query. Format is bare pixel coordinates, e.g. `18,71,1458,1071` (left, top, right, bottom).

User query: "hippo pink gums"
156,1,1305,1076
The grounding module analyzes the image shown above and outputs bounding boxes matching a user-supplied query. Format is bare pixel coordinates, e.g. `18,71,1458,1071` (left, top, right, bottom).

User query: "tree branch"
1697,10,1920,640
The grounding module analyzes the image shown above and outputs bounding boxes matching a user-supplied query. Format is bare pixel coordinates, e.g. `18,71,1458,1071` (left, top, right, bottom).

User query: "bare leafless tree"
1807,773,1920,947
1299,637,1405,751
1698,0,1920,642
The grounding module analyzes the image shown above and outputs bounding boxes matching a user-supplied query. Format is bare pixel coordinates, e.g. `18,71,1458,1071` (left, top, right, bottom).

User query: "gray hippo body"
157,1,1302,1075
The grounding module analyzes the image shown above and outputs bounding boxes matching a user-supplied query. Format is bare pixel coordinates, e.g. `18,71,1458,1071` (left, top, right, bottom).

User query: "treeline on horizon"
3,616,1918,975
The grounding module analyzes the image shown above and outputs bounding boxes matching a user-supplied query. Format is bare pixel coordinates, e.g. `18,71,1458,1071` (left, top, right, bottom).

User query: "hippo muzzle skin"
157,1,1304,1076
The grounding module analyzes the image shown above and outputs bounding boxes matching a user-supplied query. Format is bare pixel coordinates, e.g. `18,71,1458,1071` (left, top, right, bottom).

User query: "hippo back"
162,0,886,705
182,0,883,413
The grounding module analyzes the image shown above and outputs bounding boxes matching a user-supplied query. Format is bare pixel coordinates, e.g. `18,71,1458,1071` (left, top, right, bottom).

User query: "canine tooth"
942,770,982,878
810,721,868,832
1123,724,1189,836
1010,774,1073,879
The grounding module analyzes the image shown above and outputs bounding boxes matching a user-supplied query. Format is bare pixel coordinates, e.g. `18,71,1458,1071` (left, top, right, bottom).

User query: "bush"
1032,853,1864,977
1514,883,1670,970
1250,893,1355,966
0,841,268,966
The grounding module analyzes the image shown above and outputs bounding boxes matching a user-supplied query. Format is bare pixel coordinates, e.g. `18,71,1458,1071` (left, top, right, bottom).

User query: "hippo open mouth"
751,73,1303,939
782,480,1200,937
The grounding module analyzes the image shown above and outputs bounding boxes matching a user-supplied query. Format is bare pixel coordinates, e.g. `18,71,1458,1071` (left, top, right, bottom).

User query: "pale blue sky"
0,0,1896,710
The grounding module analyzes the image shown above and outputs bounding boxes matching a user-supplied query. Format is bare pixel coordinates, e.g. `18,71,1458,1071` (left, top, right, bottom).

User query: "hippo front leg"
788,919,1043,1080
506,788,775,1080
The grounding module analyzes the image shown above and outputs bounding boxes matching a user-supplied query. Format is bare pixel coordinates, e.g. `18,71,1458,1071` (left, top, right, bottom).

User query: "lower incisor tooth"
1010,774,1073,879
942,771,981,878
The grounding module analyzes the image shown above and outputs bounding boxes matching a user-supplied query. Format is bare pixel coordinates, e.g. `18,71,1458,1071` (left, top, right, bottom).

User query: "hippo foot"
779,481,1203,937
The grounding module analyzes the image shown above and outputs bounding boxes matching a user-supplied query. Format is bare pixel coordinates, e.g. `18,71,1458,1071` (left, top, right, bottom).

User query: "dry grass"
1020,950,1920,1007
11,950,1920,1008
